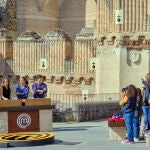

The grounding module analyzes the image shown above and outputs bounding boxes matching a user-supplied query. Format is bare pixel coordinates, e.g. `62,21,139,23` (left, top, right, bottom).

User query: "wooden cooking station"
0,98,54,133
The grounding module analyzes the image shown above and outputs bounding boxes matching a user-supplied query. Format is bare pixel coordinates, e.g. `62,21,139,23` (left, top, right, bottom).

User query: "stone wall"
13,30,72,77
17,0,58,36
0,28,13,76
59,0,96,41
95,33,150,95
59,101,122,122
96,0,150,33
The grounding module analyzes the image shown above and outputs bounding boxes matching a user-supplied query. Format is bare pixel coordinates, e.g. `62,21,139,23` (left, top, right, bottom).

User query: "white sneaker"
134,138,139,142
147,131,150,135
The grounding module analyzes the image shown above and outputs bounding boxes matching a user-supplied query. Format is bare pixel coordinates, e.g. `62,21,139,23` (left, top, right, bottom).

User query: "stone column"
116,0,121,32
100,0,105,33
139,0,143,31
136,0,139,31
104,0,107,32
112,0,116,32
96,0,100,33
125,0,129,32
128,0,132,32
132,0,136,31
143,0,147,31
121,0,125,31
34,42,37,73
13,42,15,72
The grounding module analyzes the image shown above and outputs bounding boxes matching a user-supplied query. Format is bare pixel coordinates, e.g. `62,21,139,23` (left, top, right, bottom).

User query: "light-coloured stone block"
109,127,126,141
0,112,8,134
39,110,52,132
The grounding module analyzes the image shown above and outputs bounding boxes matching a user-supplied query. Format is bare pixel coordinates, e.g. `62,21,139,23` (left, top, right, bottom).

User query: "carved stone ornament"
65,77,73,84
76,28,94,40
54,76,62,84
44,30,70,41
84,78,93,85
73,77,81,85
0,27,8,37
115,37,123,47
16,31,41,41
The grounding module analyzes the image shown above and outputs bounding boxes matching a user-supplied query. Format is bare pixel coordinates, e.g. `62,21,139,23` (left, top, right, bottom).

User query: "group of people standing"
119,73,150,144
0,74,47,100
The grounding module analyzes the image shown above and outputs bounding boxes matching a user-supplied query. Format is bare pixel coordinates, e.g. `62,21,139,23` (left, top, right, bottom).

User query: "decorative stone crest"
115,37,123,47
54,76,64,84
0,28,9,37
84,78,93,85
129,50,140,63
65,76,73,84
16,31,41,41
44,30,70,41
73,77,82,85
76,28,95,40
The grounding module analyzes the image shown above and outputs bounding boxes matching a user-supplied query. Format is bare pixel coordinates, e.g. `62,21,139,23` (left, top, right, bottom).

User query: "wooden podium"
0,98,54,133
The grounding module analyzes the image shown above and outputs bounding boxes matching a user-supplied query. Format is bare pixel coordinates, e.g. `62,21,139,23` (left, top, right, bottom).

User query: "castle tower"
95,0,150,98
17,0,58,36
96,0,150,34
59,0,96,40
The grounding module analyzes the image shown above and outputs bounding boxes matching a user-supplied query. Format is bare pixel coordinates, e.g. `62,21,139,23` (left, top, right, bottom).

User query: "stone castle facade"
0,0,150,100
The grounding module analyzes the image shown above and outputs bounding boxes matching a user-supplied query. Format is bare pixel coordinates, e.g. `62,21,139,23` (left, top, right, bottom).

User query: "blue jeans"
133,117,140,138
142,106,150,129
124,111,135,141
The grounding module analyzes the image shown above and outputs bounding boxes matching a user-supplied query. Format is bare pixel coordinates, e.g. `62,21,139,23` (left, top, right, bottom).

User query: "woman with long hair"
122,85,137,144
16,76,29,99
0,77,11,100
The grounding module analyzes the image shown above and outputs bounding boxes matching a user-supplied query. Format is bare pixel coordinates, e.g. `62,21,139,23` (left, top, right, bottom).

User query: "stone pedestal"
146,135,150,146
109,127,126,141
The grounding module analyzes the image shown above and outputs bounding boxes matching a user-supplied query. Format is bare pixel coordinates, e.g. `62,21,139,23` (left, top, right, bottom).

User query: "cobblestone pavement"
1,120,150,150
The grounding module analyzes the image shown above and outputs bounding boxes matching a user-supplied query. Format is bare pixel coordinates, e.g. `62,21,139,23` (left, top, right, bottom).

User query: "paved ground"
1,120,150,150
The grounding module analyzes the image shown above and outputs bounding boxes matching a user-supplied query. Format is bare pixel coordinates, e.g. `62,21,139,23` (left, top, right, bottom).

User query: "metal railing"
47,93,121,122
48,93,120,109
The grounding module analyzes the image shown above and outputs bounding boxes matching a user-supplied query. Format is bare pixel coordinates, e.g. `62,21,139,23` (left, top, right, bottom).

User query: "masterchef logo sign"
17,113,31,129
